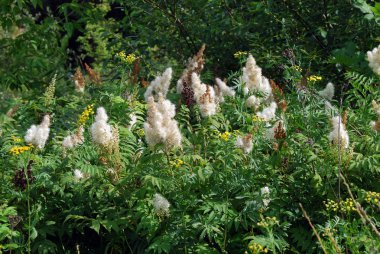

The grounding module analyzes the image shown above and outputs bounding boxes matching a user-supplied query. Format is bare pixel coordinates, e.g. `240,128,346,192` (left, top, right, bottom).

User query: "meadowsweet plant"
242,54,272,103
73,169,85,182
328,115,349,149
73,68,85,92
43,74,57,106
3,11,380,252
144,94,182,149
214,78,235,103
261,186,271,207
177,44,205,106
257,102,277,122
191,73,217,117
318,82,335,101
91,107,113,146
144,67,173,101
367,44,380,75
152,193,170,218
85,63,101,85
62,126,84,149
24,115,51,149
236,133,253,153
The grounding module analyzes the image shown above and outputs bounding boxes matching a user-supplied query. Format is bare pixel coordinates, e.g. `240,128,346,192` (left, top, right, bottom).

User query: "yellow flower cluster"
324,198,356,213
307,75,323,82
234,51,248,58
170,159,184,168
257,216,279,228
136,128,145,137
12,136,23,142
252,115,264,122
9,144,33,155
219,131,231,141
246,242,268,254
322,227,338,237
117,51,137,64
365,191,380,206
78,104,94,126
293,65,302,72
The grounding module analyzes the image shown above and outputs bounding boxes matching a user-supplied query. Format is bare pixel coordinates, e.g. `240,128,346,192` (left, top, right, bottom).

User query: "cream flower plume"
91,107,113,146
24,115,51,149
144,67,173,101
328,115,349,149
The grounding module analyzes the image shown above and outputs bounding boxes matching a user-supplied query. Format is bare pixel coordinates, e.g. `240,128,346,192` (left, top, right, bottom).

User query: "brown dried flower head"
132,58,141,84
180,44,206,107
278,100,287,112
199,86,213,104
85,63,101,85
270,79,284,101
342,110,348,125
74,68,85,92
274,121,286,140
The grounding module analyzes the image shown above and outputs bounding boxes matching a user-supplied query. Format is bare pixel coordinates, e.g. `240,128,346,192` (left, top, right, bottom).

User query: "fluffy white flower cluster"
318,82,335,101
153,193,170,217
328,116,349,149
242,55,272,97
370,100,380,132
62,126,84,149
144,67,173,102
243,55,273,111
91,107,113,146
261,186,271,207
242,54,278,122
191,73,217,117
144,94,182,149
257,102,277,122
367,44,380,76
215,78,235,103
24,115,51,149
236,133,253,154
265,120,284,140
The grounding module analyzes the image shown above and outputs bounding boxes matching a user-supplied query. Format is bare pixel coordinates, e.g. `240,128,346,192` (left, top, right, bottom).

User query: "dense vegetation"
1,0,380,253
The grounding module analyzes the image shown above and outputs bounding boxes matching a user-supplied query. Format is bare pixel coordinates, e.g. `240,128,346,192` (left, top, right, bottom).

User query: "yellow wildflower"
324,198,357,213
77,104,95,126
136,128,145,137
365,191,380,207
248,242,269,254
307,75,323,82
170,159,184,168
12,136,23,142
252,115,263,122
219,131,231,141
9,144,33,155
117,51,137,64
234,51,248,59
293,65,302,72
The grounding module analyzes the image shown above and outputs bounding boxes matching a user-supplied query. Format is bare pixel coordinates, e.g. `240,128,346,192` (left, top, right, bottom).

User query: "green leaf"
91,219,101,234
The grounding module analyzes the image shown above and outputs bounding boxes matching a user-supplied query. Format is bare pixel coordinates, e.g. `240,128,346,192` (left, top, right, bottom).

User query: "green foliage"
1,0,380,253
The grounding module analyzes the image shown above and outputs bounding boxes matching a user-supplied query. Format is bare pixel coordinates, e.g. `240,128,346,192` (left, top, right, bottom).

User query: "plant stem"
299,203,328,254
